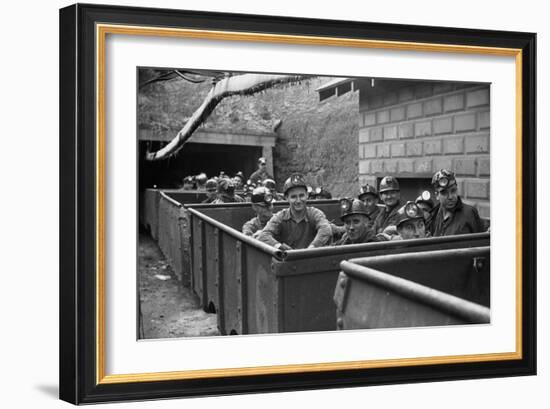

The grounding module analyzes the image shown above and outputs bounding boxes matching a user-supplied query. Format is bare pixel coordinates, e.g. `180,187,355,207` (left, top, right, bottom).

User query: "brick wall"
358,82,490,218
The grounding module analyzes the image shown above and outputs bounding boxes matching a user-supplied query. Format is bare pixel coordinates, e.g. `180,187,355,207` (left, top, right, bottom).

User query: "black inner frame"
59,4,536,404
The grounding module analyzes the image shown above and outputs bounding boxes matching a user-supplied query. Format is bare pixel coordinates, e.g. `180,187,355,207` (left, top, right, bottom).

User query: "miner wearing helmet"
242,187,274,238
258,173,332,250
333,198,375,245
195,172,208,189
415,190,435,227
182,175,195,190
212,178,245,204
233,171,245,190
429,169,484,236
248,157,273,186
372,176,402,234
262,178,285,201
358,184,381,228
394,202,428,240
201,178,218,203
310,186,332,200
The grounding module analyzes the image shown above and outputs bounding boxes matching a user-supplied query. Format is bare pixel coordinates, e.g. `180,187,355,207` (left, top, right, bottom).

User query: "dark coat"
428,197,485,237
372,201,401,234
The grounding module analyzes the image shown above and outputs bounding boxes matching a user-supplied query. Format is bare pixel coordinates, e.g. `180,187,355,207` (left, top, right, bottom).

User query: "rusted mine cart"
141,188,490,335
188,203,490,335
334,247,491,330
140,189,207,282
140,188,335,283
187,199,342,312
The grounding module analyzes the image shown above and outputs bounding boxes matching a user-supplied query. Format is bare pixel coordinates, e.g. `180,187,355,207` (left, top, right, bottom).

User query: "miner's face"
286,187,307,213
344,214,370,242
436,185,459,210
360,194,378,213
380,190,400,208
252,203,273,223
417,202,432,221
206,188,217,199
397,219,426,240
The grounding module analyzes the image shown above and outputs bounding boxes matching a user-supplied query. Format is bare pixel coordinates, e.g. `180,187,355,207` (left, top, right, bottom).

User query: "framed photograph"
59,3,536,404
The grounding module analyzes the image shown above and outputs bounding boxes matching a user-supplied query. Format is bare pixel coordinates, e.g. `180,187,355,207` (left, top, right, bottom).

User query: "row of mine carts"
141,188,490,335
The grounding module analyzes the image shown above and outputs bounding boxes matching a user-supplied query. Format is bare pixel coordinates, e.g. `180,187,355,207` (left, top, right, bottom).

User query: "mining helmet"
205,178,217,190
415,190,434,209
258,157,267,165
379,176,400,193
432,169,457,191
251,186,273,206
195,173,207,185
314,186,332,199
262,178,276,190
339,198,370,221
234,171,245,182
283,173,308,195
182,176,194,189
358,184,378,199
217,178,235,194
394,201,424,227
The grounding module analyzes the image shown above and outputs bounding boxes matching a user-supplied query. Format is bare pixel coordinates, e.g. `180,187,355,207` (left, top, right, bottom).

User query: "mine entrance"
139,142,263,189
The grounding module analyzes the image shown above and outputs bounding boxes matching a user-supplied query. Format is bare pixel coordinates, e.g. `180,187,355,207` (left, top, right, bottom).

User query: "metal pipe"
340,260,490,324
283,232,490,261
346,246,490,268
158,191,183,208
184,199,340,210
187,207,283,259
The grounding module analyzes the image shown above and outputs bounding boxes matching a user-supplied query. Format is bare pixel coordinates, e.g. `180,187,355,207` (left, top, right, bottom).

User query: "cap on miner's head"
339,198,370,221
251,186,273,206
283,173,307,195
379,176,400,193
395,201,424,227
431,169,457,192
358,184,378,200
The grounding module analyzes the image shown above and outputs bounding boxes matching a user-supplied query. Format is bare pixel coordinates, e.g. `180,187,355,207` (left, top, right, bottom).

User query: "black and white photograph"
138,68,491,339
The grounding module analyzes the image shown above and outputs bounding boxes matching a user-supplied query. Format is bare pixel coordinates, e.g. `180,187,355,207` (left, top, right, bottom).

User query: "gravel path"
139,233,219,339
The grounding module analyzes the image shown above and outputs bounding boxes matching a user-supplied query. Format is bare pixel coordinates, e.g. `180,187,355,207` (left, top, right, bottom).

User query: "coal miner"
201,178,218,203
195,172,208,189
212,178,245,204
233,171,245,190
393,202,428,240
358,183,381,229
429,169,485,236
415,190,435,222
333,198,375,245
258,173,332,250
242,187,274,238
248,157,273,186
372,176,402,234
262,178,285,201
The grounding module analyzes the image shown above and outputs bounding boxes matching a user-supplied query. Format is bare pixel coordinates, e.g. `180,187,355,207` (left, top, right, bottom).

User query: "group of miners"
181,155,487,250
241,168,488,251
183,157,328,205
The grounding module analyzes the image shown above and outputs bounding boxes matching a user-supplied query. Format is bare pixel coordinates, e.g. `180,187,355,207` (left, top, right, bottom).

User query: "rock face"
272,78,359,198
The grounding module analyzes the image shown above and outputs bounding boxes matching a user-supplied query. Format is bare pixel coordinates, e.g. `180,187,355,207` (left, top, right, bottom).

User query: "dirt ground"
138,232,219,339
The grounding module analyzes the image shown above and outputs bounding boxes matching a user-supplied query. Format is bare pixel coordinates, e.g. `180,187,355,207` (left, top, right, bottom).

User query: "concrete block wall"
358,83,490,218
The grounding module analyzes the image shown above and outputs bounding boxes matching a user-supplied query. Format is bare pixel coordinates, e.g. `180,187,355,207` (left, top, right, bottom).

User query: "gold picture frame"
60,3,536,404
